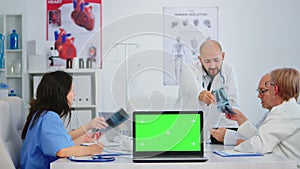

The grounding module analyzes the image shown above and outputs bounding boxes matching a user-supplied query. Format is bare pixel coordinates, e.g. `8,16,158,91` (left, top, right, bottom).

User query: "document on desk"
213,149,264,157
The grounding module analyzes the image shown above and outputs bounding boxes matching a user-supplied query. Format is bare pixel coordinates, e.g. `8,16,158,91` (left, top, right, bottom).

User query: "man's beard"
208,68,220,77
203,65,220,78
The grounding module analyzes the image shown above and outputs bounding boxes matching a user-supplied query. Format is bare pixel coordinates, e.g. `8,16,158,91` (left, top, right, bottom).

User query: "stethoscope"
201,69,226,89
68,153,131,162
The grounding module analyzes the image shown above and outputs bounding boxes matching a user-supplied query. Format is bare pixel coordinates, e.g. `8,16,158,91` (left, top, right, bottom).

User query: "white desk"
51,144,297,169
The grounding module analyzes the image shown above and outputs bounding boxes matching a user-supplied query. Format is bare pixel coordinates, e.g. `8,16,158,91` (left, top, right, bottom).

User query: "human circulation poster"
47,0,102,68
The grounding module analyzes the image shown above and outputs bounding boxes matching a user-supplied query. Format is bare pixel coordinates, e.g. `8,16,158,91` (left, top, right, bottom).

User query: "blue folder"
213,150,264,157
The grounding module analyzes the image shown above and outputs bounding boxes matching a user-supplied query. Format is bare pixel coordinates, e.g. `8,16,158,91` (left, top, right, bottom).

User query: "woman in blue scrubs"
20,71,108,169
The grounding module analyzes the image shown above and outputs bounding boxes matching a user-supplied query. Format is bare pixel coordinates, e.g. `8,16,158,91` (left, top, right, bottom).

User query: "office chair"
0,97,26,169
3,96,27,138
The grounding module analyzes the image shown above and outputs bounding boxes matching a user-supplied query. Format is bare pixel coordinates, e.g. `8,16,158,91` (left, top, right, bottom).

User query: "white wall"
218,0,300,123
100,0,300,123
1,0,300,124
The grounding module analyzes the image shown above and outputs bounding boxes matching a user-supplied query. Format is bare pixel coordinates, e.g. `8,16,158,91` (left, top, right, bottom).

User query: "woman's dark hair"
22,71,73,140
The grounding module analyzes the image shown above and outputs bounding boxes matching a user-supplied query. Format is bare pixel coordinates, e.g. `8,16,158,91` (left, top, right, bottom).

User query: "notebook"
132,111,208,162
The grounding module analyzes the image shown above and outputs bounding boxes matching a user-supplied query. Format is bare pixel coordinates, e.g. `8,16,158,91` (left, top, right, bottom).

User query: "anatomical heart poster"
47,0,102,69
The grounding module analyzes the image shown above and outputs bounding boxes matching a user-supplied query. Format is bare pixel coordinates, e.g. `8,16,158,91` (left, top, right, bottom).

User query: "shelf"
28,68,99,74
0,14,25,99
29,70,98,120
71,105,97,110
6,49,22,52
6,75,22,78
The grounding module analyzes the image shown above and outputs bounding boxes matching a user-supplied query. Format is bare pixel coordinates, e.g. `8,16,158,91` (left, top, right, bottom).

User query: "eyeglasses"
257,81,278,95
256,88,269,95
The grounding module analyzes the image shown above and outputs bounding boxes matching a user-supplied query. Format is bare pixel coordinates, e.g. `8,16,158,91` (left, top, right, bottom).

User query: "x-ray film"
212,87,235,114
94,108,129,133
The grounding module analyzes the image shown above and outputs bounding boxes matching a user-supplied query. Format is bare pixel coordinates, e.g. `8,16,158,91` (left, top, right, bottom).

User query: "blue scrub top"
20,111,74,169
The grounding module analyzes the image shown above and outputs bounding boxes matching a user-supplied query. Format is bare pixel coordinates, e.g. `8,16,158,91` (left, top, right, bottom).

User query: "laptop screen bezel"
133,110,204,157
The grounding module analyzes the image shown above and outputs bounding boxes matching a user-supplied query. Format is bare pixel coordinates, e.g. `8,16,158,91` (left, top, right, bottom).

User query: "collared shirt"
20,111,74,169
235,98,300,168
175,60,239,142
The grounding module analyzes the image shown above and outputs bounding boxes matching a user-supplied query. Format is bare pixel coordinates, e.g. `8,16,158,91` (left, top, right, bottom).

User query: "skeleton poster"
163,7,218,85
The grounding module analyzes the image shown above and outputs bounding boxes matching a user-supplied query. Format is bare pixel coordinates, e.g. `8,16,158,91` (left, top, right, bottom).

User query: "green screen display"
135,114,201,152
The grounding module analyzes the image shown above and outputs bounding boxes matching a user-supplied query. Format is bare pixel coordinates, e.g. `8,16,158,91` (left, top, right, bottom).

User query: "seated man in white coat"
216,68,300,168
175,39,239,143
211,73,272,145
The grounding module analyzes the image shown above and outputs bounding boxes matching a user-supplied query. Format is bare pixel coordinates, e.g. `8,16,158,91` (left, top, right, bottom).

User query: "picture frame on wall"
46,0,102,69
163,7,218,85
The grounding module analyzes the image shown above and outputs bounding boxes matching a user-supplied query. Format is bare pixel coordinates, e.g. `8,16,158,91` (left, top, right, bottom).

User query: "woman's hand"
73,131,103,145
70,117,108,142
56,142,105,157
87,142,105,155
82,131,103,143
85,117,108,131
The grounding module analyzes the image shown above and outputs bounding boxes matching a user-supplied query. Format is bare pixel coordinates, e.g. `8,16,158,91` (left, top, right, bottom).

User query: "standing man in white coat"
228,68,300,168
175,39,239,143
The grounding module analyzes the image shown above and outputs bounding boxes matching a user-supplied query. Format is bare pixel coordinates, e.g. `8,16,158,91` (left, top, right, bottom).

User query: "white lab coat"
175,61,239,142
224,111,270,145
235,98,300,168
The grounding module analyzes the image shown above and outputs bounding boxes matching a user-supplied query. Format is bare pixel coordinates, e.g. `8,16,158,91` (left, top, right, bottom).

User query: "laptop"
132,110,208,162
